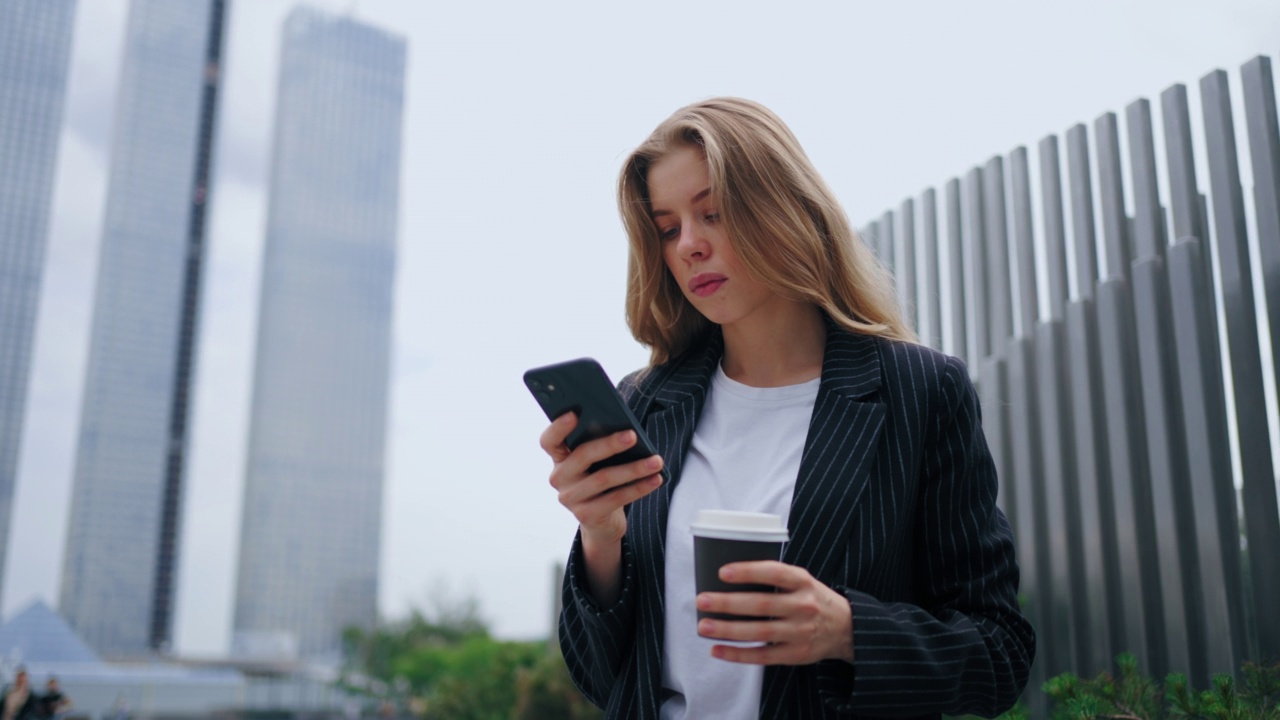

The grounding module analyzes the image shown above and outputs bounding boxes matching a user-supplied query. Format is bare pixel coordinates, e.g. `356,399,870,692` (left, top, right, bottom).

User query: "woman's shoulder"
617,332,721,404
875,336,966,376
617,363,669,410
869,335,973,404
616,358,682,406
617,367,646,400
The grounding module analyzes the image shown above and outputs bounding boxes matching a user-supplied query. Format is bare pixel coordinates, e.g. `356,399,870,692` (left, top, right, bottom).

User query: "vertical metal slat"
946,178,967,365
1202,67,1280,662
1067,124,1100,298
1096,112,1133,277
899,197,918,334
1010,147,1040,337
985,156,1014,351
965,167,989,361
921,188,943,350
1167,236,1249,672
1127,99,1165,261
1132,254,1206,686
1035,320,1084,672
1096,276,1165,676
1066,298,1120,673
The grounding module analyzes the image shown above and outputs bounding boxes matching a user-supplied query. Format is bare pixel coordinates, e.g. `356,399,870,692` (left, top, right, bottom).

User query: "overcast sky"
3,0,1279,656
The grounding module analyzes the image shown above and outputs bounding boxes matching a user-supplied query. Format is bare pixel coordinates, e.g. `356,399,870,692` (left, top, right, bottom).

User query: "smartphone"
524,358,668,480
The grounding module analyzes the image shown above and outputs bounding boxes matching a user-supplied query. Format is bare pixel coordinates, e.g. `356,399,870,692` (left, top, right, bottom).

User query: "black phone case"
524,358,668,480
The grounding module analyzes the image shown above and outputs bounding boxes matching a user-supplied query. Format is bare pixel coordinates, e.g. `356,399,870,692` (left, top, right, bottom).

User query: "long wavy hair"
619,97,915,368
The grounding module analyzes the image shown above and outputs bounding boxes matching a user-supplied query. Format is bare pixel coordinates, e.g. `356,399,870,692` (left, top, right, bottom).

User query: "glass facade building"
0,0,77,605
232,8,405,660
61,0,225,657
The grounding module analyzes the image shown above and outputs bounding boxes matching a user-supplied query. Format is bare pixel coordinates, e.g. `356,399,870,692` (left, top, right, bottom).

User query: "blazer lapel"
623,333,721,634
632,333,722,539
781,327,885,585
763,328,884,718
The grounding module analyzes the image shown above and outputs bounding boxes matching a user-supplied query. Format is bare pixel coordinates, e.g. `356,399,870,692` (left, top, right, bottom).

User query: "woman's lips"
689,273,727,297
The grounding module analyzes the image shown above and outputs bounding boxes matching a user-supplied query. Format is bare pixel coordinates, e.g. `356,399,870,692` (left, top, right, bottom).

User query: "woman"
541,97,1034,719
0,669,37,720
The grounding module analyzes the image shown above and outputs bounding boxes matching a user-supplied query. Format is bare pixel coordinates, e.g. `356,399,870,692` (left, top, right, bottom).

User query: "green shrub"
341,594,600,719
1042,652,1280,720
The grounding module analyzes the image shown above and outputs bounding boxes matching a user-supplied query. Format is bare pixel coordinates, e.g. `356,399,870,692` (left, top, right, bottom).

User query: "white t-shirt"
660,364,820,720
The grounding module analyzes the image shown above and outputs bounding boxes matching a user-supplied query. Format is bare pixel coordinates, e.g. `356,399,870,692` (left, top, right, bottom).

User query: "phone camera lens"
529,379,543,389
547,383,557,392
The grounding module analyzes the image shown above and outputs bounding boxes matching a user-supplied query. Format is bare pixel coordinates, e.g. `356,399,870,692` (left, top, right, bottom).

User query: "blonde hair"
619,97,915,367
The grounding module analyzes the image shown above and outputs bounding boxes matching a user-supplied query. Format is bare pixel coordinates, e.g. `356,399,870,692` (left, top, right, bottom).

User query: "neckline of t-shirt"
712,362,821,404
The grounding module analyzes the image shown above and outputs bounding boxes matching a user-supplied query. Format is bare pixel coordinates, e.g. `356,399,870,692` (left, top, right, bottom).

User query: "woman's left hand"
696,560,853,665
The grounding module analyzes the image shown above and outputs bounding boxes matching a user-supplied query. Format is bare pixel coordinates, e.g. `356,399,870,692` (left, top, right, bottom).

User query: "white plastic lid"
690,510,790,543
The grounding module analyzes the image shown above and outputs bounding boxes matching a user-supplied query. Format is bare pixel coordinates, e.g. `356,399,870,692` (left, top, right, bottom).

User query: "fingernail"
623,430,636,444
720,566,735,581
647,456,662,470
698,620,713,635
696,594,710,610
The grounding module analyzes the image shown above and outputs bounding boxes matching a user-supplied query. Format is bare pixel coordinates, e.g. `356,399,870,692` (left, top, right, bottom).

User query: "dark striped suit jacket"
559,323,1035,719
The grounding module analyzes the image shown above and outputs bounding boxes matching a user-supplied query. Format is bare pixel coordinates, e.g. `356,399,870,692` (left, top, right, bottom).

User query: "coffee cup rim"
690,510,789,542
690,526,790,542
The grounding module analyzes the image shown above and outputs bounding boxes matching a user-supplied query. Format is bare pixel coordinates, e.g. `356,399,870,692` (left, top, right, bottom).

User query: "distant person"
107,693,129,720
36,678,69,720
540,97,1035,717
0,668,37,720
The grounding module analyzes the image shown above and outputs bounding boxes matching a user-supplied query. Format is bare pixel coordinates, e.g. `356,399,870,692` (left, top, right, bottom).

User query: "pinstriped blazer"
559,322,1035,719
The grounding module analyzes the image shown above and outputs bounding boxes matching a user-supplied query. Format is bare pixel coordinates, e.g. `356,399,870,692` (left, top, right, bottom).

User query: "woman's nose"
677,224,707,258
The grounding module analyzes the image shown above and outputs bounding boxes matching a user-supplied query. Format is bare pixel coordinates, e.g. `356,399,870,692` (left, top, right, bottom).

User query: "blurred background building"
0,599,355,719
59,0,226,658
232,7,406,661
0,0,77,612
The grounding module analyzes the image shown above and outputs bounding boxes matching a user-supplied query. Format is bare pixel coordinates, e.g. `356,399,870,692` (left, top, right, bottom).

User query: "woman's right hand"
540,412,665,547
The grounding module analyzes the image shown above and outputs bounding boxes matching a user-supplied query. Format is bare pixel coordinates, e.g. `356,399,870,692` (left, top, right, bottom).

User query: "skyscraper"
60,0,226,657
0,0,77,606
232,8,405,660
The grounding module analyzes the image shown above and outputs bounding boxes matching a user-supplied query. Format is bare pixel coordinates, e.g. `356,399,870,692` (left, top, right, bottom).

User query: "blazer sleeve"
557,512,641,708
556,368,652,708
825,355,1035,717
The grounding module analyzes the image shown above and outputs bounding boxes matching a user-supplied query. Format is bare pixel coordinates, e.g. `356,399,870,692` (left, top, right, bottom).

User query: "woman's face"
648,145,781,329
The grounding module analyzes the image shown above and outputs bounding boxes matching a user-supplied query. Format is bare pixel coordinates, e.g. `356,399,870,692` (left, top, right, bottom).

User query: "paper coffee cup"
691,510,789,625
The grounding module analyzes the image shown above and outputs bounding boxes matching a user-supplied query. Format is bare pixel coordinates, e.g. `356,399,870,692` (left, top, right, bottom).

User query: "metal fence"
862,54,1280,704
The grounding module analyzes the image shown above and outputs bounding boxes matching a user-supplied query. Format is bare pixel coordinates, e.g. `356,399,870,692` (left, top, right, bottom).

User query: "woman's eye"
659,226,679,240
705,212,720,223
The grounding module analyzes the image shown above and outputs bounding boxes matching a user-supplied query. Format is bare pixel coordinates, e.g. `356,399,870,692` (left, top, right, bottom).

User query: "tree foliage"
341,593,600,719
1042,652,1280,720
513,649,605,720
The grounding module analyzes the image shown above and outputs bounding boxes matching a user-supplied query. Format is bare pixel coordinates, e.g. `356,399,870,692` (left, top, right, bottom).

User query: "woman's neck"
720,302,826,387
